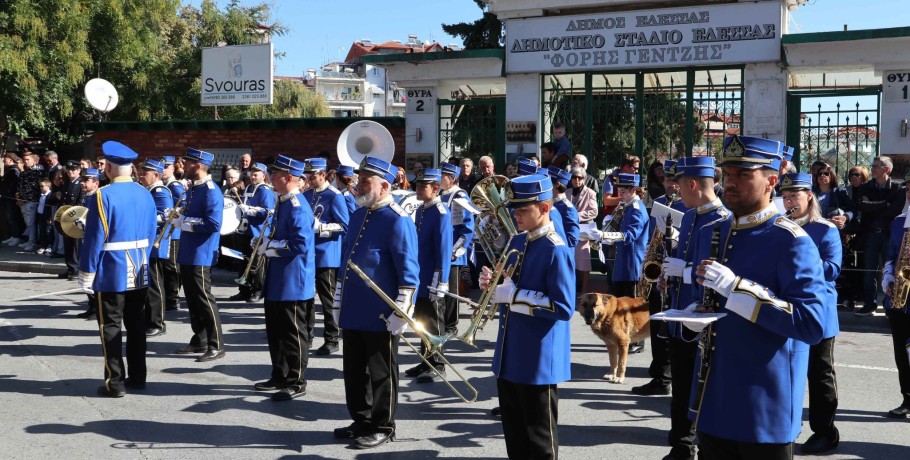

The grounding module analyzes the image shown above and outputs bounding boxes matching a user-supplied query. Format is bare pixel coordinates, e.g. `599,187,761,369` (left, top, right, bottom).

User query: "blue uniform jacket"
243,183,275,238
264,191,315,301
613,197,649,282
177,177,223,267
687,204,827,444
442,187,475,266
668,199,729,340
339,197,420,332
165,178,186,240
493,223,575,385
884,214,910,313
304,185,350,268
553,194,579,248
342,190,357,215
148,183,174,259
78,178,157,292
798,217,842,338
415,198,453,299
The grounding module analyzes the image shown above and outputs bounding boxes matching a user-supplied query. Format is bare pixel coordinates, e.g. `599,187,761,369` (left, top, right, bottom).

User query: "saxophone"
891,229,910,307
639,196,677,298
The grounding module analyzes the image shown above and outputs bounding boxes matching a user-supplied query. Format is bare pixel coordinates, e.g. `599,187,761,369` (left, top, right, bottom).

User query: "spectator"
566,166,599,304
459,157,478,192
855,156,906,316
811,160,831,176
552,122,572,166
505,163,519,178
527,155,541,167
174,158,186,180
16,151,45,251
604,155,640,215
44,151,61,178
2,153,24,245
35,178,52,254
239,153,252,183
409,160,426,182
79,158,93,170
572,154,600,195
478,156,495,178
646,160,666,201
222,168,241,197
394,166,411,191
812,164,852,223
541,142,566,169
47,169,66,257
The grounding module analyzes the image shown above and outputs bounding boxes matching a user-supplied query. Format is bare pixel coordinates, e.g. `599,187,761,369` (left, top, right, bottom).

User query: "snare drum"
221,196,242,235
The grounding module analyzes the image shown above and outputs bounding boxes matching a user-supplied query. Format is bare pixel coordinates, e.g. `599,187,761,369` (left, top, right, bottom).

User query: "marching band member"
336,164,358,214
779,172,842,454
78,141,157,397
548,166,580,249
331,156,419,449
75,168,103,320
160,155,185,311
479,173,574,459
404,168,452,383
137,159,174,338
689,135,827,459
254,155,316,401
517,160,567,242
635,159,688,397
879,185,910,419
231,162,275,303
659,156,728,460
303,157,350,355
173,148,226,363
440,162,476,336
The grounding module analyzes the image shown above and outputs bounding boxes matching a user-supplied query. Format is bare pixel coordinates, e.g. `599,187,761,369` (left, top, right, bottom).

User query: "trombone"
346,260,478,403
153,197,185,249
236,207,276,287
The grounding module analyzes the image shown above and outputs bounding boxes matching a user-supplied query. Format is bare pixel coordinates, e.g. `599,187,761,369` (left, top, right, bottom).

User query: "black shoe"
272,386,306,401
315,342,339,356
145,327,166,338
254,379,286,391
801,428,839,454
404,363,428,378
631,379,671,396
228,293,248,301
416,367,445,383
165,300,180,311
76,309,96,319
247,292,262,303
854,305,877,316
175,345,207,354
334,422,369,439
628,342,646,354
124,378,146,390
67,274,77,281
97,385,125,398
57,272,71,279
661,454,694,460
196,348,226,362
490,406,501,417
354,431,393,449
888,403,910,418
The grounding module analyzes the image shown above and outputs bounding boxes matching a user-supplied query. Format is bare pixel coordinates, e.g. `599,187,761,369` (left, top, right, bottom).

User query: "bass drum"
221,196,242,235
391,190,421,223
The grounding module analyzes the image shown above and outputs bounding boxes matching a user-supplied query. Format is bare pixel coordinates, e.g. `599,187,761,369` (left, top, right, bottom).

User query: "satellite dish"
84,78,119,113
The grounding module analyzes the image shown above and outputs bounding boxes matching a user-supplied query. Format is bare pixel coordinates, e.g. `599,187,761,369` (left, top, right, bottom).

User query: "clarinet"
657,212,674,338
691,222,721,424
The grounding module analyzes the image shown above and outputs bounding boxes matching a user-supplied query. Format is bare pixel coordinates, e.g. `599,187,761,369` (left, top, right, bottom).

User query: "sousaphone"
59,206,89,238
337,120,395,167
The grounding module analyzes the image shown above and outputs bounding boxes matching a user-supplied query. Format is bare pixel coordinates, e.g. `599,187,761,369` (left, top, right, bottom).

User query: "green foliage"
441,0,503,49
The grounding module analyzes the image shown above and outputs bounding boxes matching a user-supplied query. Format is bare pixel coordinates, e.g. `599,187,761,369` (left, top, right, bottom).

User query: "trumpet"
153,197,185,249
235,208,276,287
346,261,478,403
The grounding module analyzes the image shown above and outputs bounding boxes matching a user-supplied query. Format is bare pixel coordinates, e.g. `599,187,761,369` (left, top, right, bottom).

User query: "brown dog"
582,293,651,384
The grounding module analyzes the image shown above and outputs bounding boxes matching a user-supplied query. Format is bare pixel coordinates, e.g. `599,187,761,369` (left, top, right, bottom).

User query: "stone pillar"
505,73,541,164
743,62,788,142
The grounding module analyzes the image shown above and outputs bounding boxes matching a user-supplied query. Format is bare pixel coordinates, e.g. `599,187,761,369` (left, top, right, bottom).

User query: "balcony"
323,93,364,103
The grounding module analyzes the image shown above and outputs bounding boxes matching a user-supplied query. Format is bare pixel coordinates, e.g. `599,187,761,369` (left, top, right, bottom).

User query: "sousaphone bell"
336,120,395,167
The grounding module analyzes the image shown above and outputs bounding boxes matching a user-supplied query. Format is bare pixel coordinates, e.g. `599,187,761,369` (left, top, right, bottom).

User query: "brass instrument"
458,248,521,347
639,197,678,298
470,175,518,261
235,207,277,287
153,197,185,249
346,261,479,403
890,229,910,307
594,201,626,252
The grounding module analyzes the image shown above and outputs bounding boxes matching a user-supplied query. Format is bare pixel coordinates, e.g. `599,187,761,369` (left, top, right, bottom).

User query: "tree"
441,0,503,49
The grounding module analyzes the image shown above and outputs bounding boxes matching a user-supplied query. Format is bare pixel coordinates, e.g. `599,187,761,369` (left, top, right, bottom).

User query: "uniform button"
727,245,732,249
722,258,728,263
732,231,737,236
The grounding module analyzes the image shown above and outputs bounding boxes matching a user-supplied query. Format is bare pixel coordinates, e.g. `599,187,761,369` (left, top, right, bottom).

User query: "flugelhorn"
346,261,478,403
236,207,276,287
153,197,185,249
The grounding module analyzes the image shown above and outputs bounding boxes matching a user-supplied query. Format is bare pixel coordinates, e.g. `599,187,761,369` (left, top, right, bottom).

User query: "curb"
0,261,66,276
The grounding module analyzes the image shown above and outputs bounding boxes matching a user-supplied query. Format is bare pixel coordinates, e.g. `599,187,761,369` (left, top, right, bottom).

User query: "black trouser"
315,267,340,344
497,378,559,460
96,289,148,391
863,231,889,308
647,287,672,385
886,309,910,405
668,338,698,459
342,329,399,435
162,240,181,307
63,235,79,275
807,336,838,435
414,296,444,368
611,281,637,298
236,233,266,299
444,265,464,335
180,265,224,350
697,432,792,460
264,299,313,389
145,257,167,330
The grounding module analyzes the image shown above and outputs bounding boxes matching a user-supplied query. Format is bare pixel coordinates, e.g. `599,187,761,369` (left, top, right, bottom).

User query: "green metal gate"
541,67,744,177
785,88,881,176
438,98,506,168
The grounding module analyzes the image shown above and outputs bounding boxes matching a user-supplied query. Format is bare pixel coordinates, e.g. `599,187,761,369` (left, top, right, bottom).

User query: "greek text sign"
506,2,781,73
201,43,273,106
884,71,910,103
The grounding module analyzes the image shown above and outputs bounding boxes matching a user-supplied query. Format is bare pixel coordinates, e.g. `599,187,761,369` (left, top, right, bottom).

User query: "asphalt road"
0,271,908,459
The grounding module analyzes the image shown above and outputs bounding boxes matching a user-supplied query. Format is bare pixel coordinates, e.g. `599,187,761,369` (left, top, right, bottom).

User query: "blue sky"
189,0,909,77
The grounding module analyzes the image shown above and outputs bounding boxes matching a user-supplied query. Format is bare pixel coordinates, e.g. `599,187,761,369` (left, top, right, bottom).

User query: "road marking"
836,363,898,372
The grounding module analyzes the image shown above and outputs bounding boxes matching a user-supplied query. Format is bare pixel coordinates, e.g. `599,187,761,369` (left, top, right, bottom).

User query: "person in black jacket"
856,156,906,316
57,162,84,279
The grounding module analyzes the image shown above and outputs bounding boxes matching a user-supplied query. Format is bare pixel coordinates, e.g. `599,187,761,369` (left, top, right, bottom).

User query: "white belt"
102,240,149,251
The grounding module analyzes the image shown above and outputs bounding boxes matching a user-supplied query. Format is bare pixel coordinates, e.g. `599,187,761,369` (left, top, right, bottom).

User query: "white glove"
239,203,250,214
179,219,195,232
601,215,613,227
601,232,623,245
882,273,895,294
313,216,321,231
171,215,185,228
386,312,409,335
78,272,95,294
491,277,516,304
256,236,271,256
580,228,603,242
479,266,493,290
262,239,283,257
156,214,164,223
663,257,686,277
701,261,739,298
429,271,447,301
242,205,261,217
453,247,467,259
263,248,280,258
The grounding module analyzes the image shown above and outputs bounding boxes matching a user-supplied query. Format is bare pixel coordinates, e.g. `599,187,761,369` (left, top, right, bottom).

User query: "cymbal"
60,206,88,239
53,205,72,234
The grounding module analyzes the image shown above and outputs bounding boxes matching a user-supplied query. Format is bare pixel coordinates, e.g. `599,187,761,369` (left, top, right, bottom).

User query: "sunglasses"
571,176,585,180
817,172,831,177
849,172,862,177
